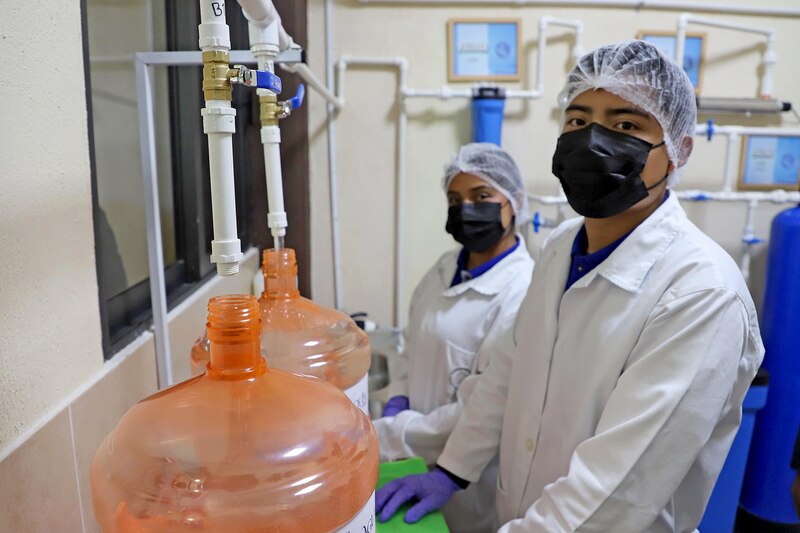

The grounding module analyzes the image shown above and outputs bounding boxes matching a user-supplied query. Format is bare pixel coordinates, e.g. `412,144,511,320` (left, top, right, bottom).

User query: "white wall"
307,0,800,326
0,0,103,447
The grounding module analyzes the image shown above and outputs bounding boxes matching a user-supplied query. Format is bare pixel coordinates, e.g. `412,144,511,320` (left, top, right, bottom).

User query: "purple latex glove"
382,395,410,417
375,469,460,524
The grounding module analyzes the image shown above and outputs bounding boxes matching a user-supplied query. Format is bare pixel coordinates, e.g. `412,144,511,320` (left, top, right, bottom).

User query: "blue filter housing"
739,204,800,530
699,370,768,533
471,86,506,145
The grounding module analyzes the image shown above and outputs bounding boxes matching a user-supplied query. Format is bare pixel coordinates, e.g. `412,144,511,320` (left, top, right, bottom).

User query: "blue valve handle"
255,70,282,94
532,212,541,233
707,118,714,141
290,84,305,110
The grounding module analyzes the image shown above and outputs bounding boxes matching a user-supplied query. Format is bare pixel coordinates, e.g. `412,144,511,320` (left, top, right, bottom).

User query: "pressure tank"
92,294,379,532
739,205,800,529
191,248,372,414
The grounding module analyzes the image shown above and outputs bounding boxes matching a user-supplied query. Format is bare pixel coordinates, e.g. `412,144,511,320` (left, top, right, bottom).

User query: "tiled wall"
0,335,157,533
0,249,259,532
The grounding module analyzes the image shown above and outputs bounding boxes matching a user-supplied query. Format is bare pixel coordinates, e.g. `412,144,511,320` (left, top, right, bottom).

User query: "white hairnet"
443,143,530,224
558,40,697,177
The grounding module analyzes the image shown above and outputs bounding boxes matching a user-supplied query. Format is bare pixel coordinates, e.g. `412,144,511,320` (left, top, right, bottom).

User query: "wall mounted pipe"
676,13,776,98
693,123,800,193
529,189,800,205
355,0,800,18
322,6,583,322
400,17,583,102
740,199,761,285
335,56,409,327
281,63,344,110
325,0,344,310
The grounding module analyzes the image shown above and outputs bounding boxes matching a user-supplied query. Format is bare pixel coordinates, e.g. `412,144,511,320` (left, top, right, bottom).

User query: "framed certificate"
448,18,521,82
738,135,800,191
637,31,706,94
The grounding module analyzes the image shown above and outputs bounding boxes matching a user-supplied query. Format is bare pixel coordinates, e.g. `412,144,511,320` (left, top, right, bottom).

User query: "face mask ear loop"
643,140,670,192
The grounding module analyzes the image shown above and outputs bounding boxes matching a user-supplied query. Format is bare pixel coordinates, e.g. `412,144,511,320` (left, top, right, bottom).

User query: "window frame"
81,0,258,358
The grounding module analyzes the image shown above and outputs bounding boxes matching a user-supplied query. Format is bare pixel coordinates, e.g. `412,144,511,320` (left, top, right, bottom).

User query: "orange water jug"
92,294,379,532
191,248,371,413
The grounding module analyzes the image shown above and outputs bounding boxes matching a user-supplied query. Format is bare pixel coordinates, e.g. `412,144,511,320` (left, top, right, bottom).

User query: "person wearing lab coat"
376,40,764,533
374,143,534,533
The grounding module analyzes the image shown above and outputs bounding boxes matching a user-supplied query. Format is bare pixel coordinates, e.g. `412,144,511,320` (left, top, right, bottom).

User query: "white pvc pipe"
355,0,800,18
402,87,472,99
722,131,740,193
540,16,585,73
677,13,776,98
529,189,800,205
334,55,410,326
681,13,775,36
262,126,287,240
248,18,288,244
400,16,585,102
325,0,344,310
281,62,344,109
199,0,231,51
740,199,760,285
199,0,242,276
203,103,243,275
695,123,800,137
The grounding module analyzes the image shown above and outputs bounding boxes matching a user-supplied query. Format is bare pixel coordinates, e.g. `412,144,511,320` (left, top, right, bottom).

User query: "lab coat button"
526,438,534,452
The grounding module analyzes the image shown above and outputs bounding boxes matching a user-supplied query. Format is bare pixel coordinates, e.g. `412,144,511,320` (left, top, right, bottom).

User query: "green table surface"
376,457,450,533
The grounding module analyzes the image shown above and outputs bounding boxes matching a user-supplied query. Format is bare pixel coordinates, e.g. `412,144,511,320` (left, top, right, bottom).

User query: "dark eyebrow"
608,107,652,119
565,104,590,113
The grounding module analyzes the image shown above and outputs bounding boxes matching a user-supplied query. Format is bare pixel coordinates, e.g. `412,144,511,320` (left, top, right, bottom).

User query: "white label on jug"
345,373,369,416
334,491,375,533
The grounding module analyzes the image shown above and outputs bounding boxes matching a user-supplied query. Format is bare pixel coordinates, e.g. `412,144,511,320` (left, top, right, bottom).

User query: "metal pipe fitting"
260,93,280,126
202,50,236,101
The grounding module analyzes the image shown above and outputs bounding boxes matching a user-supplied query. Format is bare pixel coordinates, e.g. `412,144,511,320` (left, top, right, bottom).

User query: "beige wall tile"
0,410,83,532
70,338,158,532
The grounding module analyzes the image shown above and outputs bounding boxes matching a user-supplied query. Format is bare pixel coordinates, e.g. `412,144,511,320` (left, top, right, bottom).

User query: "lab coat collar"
569,192,684,293
440,234,532,297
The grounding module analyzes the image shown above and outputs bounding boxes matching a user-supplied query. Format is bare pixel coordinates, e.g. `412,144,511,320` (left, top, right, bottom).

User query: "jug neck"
206,295,266,379
263,248,300,300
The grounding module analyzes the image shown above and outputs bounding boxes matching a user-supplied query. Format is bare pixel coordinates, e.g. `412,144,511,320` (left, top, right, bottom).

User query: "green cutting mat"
376,457,450,532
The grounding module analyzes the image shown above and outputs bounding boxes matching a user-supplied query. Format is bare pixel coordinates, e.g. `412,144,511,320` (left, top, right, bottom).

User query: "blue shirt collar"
451,237,520,287
565,190,669,291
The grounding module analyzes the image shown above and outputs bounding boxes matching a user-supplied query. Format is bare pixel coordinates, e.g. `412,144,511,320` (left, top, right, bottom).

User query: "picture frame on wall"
738,135,800,191
636,30,706,94
448,18,521,82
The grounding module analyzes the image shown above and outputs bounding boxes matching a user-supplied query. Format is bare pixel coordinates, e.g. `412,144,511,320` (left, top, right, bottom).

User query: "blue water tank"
699,370,768,533
739,204,800,529
471,87,506,145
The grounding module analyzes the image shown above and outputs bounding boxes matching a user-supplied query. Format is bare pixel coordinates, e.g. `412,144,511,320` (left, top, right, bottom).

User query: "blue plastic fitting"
533,212,541,233
255,70,282,94
707,118,714,141
290,84,305,110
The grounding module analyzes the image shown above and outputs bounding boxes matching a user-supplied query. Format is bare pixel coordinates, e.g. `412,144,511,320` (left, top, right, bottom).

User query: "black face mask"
551,123,668,218
446,202,507,253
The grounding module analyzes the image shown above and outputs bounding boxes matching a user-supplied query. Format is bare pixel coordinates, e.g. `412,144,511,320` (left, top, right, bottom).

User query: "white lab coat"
374,239,534,533
437,194,764,533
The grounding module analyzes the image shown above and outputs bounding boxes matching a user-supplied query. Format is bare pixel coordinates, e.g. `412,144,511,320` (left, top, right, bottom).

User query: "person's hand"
792,472,800,519
381,395,410,417
375,469,460,524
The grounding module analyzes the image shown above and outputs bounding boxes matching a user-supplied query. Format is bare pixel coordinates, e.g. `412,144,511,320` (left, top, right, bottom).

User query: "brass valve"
202,51,239,101
260,93,281,126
